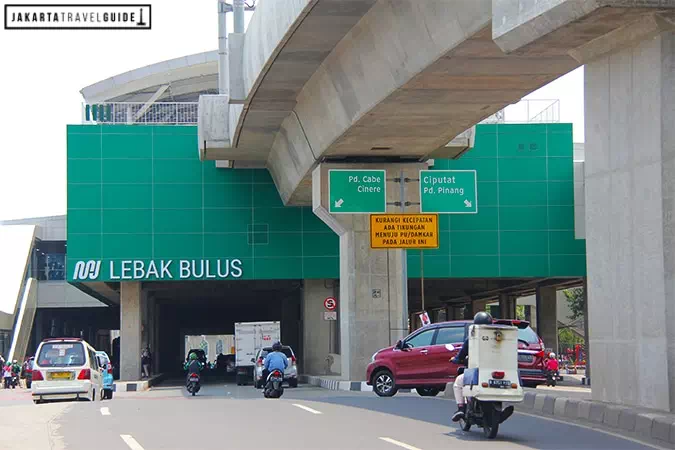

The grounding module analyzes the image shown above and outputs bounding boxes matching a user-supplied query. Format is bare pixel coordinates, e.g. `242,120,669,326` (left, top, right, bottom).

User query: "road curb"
299,375,373,392
114,373,165,393
517,390,675,449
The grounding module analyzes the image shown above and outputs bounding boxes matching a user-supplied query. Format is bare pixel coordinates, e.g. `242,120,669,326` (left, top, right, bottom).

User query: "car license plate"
518,354,534,362
51,372,71,380
488,379,511,388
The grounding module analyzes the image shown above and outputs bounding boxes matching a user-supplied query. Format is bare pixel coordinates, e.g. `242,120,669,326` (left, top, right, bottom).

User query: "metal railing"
82,102,199,125
480,99,560,124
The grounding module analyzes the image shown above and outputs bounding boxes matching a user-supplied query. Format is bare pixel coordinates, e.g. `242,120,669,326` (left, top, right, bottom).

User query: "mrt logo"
72,261,101,280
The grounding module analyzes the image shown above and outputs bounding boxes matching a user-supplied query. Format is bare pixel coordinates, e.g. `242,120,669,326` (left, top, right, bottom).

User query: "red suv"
366,319,546,397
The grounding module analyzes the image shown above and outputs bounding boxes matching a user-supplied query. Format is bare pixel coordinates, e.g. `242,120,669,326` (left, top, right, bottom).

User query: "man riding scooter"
451,312,515,423
262,341,288,384
184,352,203,386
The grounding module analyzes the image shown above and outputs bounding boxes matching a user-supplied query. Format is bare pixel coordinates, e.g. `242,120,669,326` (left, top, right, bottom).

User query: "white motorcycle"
457,323,525,439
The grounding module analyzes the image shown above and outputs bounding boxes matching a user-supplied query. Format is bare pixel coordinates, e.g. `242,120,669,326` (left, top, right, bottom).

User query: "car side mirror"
251,358,255,363
395,340,404,350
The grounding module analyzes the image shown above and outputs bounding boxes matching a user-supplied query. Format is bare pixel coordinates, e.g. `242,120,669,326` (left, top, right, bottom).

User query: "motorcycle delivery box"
462,323,524,403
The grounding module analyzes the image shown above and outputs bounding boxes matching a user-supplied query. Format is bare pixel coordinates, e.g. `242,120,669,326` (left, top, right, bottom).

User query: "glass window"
405,329,435,348
88,348,98,369
260,347,293,358
518,326,540,344
37,342,85,367
435,326,465,345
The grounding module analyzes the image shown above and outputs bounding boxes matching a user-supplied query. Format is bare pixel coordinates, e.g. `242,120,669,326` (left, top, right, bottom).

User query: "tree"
563,287,585,320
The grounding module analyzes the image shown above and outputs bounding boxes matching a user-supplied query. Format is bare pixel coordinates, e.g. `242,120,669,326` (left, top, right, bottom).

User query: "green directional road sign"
420,170,478,214
329,169,387,214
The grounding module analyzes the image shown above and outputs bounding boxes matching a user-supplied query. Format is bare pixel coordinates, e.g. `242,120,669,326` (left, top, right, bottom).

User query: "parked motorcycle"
186,372,201,396
263,369,284,399
456,323,524,439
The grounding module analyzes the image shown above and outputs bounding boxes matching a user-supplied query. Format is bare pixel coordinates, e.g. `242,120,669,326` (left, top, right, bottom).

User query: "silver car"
253,346,298,388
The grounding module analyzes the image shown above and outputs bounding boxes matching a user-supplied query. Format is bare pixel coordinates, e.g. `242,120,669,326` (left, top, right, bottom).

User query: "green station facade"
66,122,585,282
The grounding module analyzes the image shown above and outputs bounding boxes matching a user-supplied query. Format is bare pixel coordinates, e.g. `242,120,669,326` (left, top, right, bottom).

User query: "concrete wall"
302,279,336,375
585,31,675,412
0,215,65,241
37,281,106,308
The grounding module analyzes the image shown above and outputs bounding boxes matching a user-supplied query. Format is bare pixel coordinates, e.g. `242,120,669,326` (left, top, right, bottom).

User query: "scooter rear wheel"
482,406,499,439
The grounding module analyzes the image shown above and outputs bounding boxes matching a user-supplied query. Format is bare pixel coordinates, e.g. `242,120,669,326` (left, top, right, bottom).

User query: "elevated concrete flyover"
266,0,674,205
205,0,379,161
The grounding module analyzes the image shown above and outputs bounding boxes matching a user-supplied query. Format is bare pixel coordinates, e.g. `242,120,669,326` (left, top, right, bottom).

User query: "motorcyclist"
262,341,288,383
183,352,203,386
451,311,492,421
450,311,516,424
546,352,559,381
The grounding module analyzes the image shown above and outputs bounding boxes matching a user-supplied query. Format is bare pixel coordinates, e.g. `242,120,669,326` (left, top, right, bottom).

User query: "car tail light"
536,350,545,358
107,363,113,374
77,369,91,380
291,356,297,364
32,370,43,381
492,371,505,379
257,358,264,366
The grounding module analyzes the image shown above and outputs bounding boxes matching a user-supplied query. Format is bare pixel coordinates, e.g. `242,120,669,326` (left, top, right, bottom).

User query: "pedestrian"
3,364,12,389
141,347,151,378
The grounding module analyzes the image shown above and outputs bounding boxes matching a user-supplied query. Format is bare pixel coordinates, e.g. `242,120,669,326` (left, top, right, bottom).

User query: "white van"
31,338,104,404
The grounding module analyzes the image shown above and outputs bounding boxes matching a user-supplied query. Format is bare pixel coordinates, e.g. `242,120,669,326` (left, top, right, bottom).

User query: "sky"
0,1,584,221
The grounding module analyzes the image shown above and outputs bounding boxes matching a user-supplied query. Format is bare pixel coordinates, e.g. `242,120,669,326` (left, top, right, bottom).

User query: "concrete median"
516,390,675,449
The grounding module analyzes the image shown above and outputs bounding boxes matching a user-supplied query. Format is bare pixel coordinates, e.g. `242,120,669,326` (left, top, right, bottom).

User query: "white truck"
234,321,281,385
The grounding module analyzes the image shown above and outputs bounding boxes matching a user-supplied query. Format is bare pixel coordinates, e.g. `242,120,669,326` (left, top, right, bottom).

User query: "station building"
1,53,586,382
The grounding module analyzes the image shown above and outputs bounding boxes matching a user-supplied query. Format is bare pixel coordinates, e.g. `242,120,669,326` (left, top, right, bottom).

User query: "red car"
366,319,547,397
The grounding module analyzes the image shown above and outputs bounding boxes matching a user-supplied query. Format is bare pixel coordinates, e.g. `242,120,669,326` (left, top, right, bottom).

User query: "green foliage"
559,328,584,347
516,305,526,321
563,287,585,320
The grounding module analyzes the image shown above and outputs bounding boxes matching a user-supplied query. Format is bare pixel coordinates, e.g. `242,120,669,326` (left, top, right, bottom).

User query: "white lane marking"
120,435,145,450
292,403,322,414
379,437,422,450
100,407,110,416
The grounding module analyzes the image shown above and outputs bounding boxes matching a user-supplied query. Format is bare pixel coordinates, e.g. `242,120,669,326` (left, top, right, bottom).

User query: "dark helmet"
473,311,493,325
272,341,282,351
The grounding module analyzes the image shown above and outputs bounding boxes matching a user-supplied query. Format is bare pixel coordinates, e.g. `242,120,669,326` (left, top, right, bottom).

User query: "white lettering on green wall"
84,259,243,281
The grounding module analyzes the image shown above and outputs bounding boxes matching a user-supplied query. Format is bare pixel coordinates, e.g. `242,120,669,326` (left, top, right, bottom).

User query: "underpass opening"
145,279,302,376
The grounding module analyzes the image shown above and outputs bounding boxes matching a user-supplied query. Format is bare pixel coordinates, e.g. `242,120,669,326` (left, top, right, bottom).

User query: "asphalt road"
0,380,659,450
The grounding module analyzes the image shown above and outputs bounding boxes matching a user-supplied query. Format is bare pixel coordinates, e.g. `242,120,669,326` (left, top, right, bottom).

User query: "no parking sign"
324,297,337,311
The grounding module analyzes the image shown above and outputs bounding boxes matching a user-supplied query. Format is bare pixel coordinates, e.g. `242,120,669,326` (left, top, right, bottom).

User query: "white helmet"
549,352,556,358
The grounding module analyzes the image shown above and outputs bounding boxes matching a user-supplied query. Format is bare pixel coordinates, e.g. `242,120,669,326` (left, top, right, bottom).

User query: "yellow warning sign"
370,214,439,249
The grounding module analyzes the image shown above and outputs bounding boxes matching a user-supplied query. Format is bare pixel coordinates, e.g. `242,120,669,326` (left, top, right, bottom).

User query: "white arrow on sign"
335,198,344,208
464,199,472,208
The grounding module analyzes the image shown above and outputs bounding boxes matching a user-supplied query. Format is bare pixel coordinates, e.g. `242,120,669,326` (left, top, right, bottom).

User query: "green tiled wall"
407,123,585,278
66,123,585,282
66,125,338,281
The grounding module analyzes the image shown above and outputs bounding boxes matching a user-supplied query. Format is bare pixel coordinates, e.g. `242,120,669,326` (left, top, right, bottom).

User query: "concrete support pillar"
313,163,424,381
302,279,337,375
120,282,143,381
154,303,160,373
472,299,490,316
582,277,590,382
536,286,557,354
498,294,516,319
584,31,675,412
